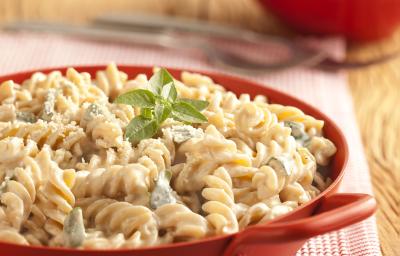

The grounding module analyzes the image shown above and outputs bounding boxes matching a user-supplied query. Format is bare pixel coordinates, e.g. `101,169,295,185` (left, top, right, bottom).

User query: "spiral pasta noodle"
34,146,76,236
155,203,209,242
95,202,158,247
0,121,86,155
267,104,324,136
0,227,29,245
174,125,251,193
73,162,155,206
202,167,239,235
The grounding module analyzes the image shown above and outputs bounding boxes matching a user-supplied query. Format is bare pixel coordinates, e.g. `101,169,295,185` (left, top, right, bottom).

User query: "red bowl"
259,0,400,41
0,65,376,256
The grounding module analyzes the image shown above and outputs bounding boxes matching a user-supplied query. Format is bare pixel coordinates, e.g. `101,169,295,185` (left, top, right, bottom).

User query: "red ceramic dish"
259,0,400,41
0,65,376,256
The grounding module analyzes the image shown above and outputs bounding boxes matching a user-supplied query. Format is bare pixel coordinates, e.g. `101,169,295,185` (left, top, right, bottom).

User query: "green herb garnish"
114,68,209,143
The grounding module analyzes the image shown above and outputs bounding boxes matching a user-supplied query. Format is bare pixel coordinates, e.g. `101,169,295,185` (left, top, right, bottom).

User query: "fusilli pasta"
0,64,336,249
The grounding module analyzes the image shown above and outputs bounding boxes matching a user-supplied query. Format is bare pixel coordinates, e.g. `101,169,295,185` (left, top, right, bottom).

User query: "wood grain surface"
0,0,399,255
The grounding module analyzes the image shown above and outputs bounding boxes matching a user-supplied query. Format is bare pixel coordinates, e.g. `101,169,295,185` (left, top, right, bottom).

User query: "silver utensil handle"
96,14,255,39
2,21,327,73
5,21,395,72
94,13,295,46
4,22,184,49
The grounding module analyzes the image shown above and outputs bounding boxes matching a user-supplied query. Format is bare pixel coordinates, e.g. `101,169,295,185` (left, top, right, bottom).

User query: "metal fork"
4,21,398,73
94,14,400,72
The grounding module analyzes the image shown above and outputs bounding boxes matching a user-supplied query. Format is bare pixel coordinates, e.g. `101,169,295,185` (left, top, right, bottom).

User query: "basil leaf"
125,116,159,143
114,89,155,108
178,98,209,111
172,101,208,123
113,68,209,143
155,103,172,124
161,82,177,102
141,108,153,119
149,68,174,95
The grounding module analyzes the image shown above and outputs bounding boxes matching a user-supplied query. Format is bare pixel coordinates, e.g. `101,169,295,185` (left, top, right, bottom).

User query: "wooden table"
1,0,399,255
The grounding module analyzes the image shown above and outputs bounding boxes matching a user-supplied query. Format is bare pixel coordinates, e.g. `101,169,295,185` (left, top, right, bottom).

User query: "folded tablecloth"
0,33,381,256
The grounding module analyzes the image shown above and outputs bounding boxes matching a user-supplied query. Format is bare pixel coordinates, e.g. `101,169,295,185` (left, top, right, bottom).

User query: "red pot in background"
259,0,400,41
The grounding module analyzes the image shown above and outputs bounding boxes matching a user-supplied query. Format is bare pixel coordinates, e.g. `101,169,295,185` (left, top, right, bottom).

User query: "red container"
259,0,400,41
0,65,376,256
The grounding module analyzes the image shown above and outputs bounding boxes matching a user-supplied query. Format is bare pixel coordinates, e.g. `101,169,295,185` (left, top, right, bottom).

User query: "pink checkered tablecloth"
0,33,381,255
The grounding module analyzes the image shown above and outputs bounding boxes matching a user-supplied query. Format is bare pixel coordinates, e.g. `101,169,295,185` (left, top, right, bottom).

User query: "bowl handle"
223,193,376,256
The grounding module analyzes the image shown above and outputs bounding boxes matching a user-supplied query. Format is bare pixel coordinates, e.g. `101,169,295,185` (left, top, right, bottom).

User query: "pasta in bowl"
0,64,375,256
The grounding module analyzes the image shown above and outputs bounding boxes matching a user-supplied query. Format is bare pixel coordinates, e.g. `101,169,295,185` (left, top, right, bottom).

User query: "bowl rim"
0,64,349,252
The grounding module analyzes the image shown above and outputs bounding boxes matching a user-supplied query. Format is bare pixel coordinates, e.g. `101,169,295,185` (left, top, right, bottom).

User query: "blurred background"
0,0,282,32
0,0,399,255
